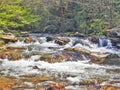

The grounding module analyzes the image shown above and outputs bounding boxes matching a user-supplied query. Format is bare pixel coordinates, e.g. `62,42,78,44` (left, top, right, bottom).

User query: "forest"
0,0,120,35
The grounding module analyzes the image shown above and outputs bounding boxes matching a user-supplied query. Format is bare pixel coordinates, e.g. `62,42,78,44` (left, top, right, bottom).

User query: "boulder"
105,28,120,38
55,37,70,45
45,82,65,90
0,35,17,43
73,32,85,37
88,36,99,44
46,36,55,42
20,31,29,37
40,53,69,63
24,37,36,44
116,43,120,49
64,47,111,64
46,36,70,45
0,49,23,60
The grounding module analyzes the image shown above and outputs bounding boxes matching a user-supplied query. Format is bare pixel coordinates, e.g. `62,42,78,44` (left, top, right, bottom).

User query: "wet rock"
88,36,99,44
40,53,69,63
116,43,120,49
100,80,120,90
42,82,65,90
0,49,23,60
101,58,120,66
64,47,111,64
46,36,70,45
20,31,30,37
33,77,53,84
0,77,19,90
0,35,18,43
40,50,87,63
45,82,65,90
24,37,36,44
105,28,120,38
46,36,55,42
6,46,26,51
73,32,85,37
55,37,70,45
101,85,117,90
0,40,5,47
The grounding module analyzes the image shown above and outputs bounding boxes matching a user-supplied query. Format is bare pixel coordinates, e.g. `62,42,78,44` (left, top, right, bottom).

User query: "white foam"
0,56,119,80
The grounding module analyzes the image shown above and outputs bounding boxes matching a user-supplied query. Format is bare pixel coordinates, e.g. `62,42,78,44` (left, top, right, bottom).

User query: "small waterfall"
106,39,112,49
98,38,104,47
98,38,113,49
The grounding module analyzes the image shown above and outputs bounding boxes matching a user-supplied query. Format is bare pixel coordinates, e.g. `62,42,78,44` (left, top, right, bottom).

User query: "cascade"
98,38,113,48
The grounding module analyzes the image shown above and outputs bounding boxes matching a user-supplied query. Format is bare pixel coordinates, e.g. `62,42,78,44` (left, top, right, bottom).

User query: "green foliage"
0,0,39,30
1,0,120,35
43,25,57,33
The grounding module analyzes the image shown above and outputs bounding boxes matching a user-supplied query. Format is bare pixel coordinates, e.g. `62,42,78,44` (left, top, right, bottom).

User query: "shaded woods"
0,0,120,34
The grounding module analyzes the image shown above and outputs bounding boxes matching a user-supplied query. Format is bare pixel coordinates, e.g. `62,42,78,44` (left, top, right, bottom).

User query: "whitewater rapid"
0,34,120,88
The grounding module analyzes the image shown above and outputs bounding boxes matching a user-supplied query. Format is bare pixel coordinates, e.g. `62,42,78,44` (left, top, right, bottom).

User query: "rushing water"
0,34,120,89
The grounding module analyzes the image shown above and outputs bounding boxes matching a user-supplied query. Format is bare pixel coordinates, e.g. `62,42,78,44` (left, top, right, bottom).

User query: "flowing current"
0,34,120,89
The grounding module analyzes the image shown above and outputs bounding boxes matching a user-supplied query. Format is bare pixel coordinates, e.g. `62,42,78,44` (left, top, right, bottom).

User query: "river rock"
24,37,36,44
0,49,23,60
6,46,26,51
0,40,5,47
0,77,19,90
46,36,70,45
0,34,18,43
64,47,111,64
46,36,55,42
105,28,120,38
40,50,88,63
55,37,70,45
88,36,99,44
20,31,30,37
100,80,120,90
40,81,65,90
40,53,69,63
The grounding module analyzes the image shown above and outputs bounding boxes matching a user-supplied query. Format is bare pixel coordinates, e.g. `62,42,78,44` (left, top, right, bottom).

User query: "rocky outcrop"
64,47,111,64
40,50,87,63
